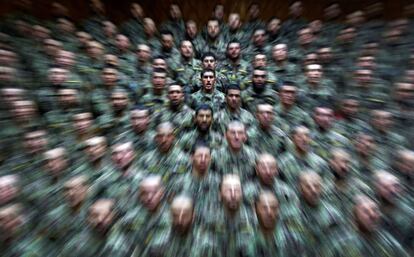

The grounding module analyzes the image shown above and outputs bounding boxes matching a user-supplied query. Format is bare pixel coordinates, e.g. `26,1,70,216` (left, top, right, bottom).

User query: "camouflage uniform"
298,79,337,111
190,71,229,93
241,86,278,113
214,107,256,134
178,128,223,153
310,129,350,160
247,124,289,156
172,58,202,93
219,59,250,86
138,90,169,113
274,104,314,133
188,89,225,113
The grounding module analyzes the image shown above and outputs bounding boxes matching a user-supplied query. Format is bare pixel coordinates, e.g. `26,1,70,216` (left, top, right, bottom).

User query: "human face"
168,85,184,106
300,174,322,206
102,68,118,85
293,127,311,153
376,176,401,204
207,20,220,39
252,70,267,88
161,34,174,50
153,58,167,70
48,67,67,85
256,194,279,230
111,144,134,170
252,30,266,46
155,128,175,153
253,54,266,68
196,109,212,131
171,204,193,233
152,72,167,91
24,131,47,155
85,141,106,163
130,110,149,133
279,85,297,106
371,111,392,133
180,41,193,58
88,200,114,233
221,178,242,211
256,156,278,185
298,28,313,46
44,153,68,177
137,45,151,62
330,152,351,178
256,104,274,128
226,125,247,151
111,93,128,112
64,177,88,207
0,176,19,206
226,89,241,110
341,99,359,118
355,199,380,232
202,71,215,92
227,42,241,60
354,134,375,157
202,56,216,69
272,44,287,61
313,107,334,130
139,183,163,211
306,64,323,84
186,22,197,38
73,113,93,134
192,147,211,173
228,13,241,30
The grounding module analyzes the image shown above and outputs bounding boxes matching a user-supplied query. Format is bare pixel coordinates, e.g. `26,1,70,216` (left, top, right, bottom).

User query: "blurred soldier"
202,19,227,61
120,3,145,45
212,121,257,181
172,40,201,92
124,105,154,155
178,104,222,153
139,68,169,112
154,30,180,69
334,95,368,139
223,13,248,45
190,52,228,93
247,103,288,156
184,20,206,59
160,3,185,44
219,40,249,85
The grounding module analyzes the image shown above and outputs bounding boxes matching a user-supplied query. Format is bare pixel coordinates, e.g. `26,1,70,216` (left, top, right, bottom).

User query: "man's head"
169,4,182,20
299,171,322,206
252,28,266,46
64,175,89,208
130,3,144,19
228,13,241,30
252,68,267,88
340,96,359,118
152,56,168,71
374,171,401,204
111,142,135,170
48,67,68,85
139,175,164,211
200,69,216,93
170,195,194,233
226,84,242,110
191,144,211,175
58,88,79,108
24,130,47,155
247,2,260,19
12,99,37,122
256,103,274,129
305,64,323,84
72,112,93,134
160,30,174,50
255,191,279,230
267,17,281,35
220,174,242,211
168,84,184,107
279,82,297,107
207,19,220,39
272,44,288,62
130,106,150,133
195,104,213,132
115,34,130,51
291,126,311,154
371,110,392,133
353,195,380,233
329,148,351,179
226,121,247,152
110,89,129,112
0,175,19,206
253,54,267,68
102,21,117,38
152,68,167,92
155,122,175,153
43,147,68,177
87,41,104,59
185,20,198,38
298,27,314,46
227,41,241,61
395,150,414,177
102,67,118,86
354,132,375,157
84,136,107,163
289,1,303,18
354,69,373,86
180,40,193,59
255,153,278,185
313,106,334,131
136,44,151,63
88,199,115,233
0,204,24,236
201,52,217,69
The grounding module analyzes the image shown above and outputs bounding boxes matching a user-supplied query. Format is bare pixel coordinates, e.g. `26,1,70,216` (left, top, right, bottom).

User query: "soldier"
311,105,350,160
393,150,414,200
244,153,299,220
247,103,288,156
120,3,145,45
212,121,257,181
334,95,368,139
214,84,255,134
278,126,328,187
140,122,190,181
160,3,185,44
188,69,226,113
139,68,169,112
184,20,206,59
172,40,202,93
125,105,154,155
168,144,220,222
208,174,254,256
140,18,161,51
274,82,314,133
246,191,305,257
179,104,222,153
0,175,21,206
266,17,282,45
298,171,345,256
241,68,278,112
251,53,278,86
202,19,227,61
281,1,307,42
132,43,152,87
222,13,249,46
324,148,372,219
153,30,180,69
219,40,250,86
153,84,194,135
243,28,271,62
77,41,105,88
242,3,265,38
274,47,300,74
110,175,170,257
112,34,135,78
105,88,131,142
298,63,336,110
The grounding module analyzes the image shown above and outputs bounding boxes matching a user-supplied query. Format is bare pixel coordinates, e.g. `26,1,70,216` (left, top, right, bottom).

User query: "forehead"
274,44,287,50
197,109,212,116
25,131,45,139
111,92,127,98
208,20,219,26
74,113,92,120
168,85,182,92
194,147,210,155
281,85,296,92
227,89,240,95
131,109,148,117
181,41,192,47
257,104,273,112
202,71,215,77
222,178,241,189
307,64,322,70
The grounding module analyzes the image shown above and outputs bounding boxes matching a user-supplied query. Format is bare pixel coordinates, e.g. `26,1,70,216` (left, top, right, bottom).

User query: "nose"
234,132,240,140
200,154,206,163
230,188,235,199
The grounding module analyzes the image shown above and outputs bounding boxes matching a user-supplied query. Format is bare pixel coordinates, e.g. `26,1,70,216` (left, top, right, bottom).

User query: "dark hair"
201,52,216,61
226,84,241,94
200,68,216,78
195,103,213,115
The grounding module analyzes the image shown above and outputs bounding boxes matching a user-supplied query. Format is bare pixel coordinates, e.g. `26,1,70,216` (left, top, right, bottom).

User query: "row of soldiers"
1,0,414,256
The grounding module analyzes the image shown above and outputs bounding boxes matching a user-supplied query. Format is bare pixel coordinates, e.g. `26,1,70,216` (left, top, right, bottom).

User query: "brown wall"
0,0,409,26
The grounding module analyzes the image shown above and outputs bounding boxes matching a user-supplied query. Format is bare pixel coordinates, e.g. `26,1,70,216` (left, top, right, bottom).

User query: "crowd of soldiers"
1,0,414,256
